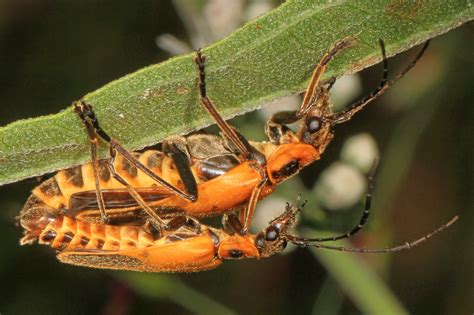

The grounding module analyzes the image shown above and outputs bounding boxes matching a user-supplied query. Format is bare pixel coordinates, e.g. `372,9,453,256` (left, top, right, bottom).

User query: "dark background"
0,1,472,314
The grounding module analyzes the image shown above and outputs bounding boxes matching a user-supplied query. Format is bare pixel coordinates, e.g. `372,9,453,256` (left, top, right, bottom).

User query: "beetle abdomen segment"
29,151,164,211
32,177,66,211
18,194,60,245
36,216,157,251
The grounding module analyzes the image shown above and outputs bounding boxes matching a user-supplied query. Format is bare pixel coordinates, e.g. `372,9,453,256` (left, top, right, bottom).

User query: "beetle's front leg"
143,214,202,239
264,110,299,144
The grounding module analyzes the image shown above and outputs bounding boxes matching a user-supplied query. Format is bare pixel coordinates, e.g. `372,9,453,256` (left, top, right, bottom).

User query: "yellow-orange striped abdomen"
36,216,157,252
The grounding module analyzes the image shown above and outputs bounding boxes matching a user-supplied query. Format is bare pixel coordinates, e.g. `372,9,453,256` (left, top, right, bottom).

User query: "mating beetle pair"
18,37,457,272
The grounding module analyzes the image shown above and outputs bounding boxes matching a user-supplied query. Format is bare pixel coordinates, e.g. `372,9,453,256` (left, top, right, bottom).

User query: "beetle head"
265,87,336,184
296,86,336,156
254,198,304,257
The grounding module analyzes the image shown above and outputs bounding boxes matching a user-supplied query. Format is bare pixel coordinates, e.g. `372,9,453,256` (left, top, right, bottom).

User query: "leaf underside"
0,0,472,185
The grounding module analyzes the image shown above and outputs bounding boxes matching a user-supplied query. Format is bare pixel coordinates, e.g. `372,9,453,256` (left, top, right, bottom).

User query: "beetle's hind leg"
73,101,202,229
74,100,199,202
73,101,110,224
105,147,170,231
194,49,255,160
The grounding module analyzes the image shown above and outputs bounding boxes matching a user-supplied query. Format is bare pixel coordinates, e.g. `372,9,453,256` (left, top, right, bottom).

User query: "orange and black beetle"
21,37,429,234
19,195,457,272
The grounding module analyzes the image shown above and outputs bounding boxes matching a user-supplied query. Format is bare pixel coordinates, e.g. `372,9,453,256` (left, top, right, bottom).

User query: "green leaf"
0,0,472,185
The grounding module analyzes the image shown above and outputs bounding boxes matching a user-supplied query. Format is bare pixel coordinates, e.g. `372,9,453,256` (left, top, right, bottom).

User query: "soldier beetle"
18,194,457,272
21,37,430,234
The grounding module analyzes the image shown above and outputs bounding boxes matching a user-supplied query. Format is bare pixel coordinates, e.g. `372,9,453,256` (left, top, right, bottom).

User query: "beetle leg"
166,215,202,234
142,213,201,237
222,213,244,235
74,101,197,202
263,69,333,144
194,49,252,160
74,103,110,223
183,216,202,234
106,147,169,231
224,127,267,165
143,219,162,238
323,76,337,91
162,140,198,200
265,110,299,144
298,36,357,117
240,177,269,234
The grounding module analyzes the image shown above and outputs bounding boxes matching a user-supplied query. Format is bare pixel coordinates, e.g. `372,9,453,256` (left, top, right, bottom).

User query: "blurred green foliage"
0,1,472,314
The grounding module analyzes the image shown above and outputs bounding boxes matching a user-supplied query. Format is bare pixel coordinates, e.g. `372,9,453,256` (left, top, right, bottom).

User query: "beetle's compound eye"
306,116,322,133
265,225,280,242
